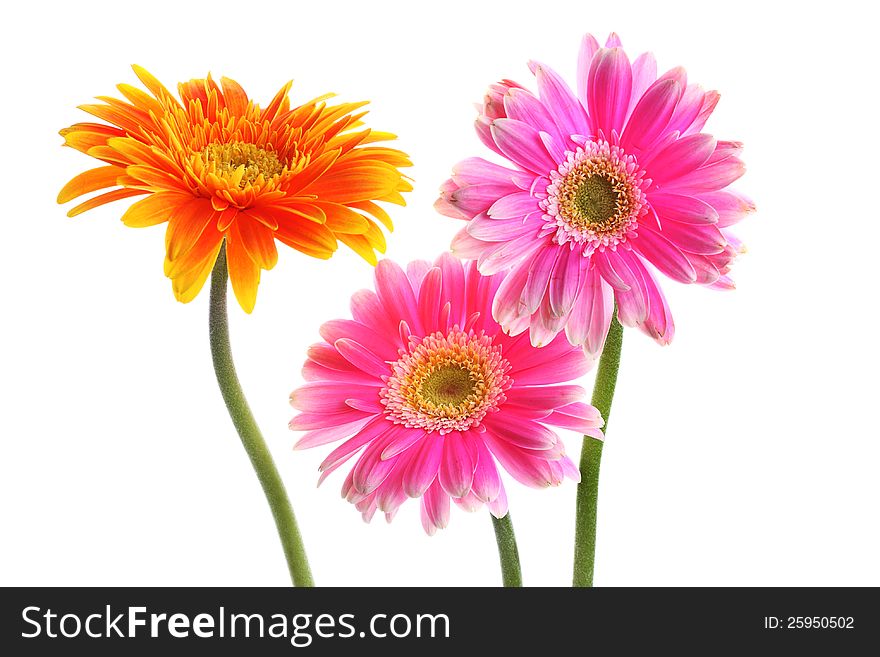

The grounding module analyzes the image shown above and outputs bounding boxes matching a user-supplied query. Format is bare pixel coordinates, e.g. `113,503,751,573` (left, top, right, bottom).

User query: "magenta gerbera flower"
436,33,755,355
289,254,603,534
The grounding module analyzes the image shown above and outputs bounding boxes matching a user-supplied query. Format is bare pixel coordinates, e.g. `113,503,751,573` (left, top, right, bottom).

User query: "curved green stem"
209,243,314,587
573,310,623,587
491,512,523,587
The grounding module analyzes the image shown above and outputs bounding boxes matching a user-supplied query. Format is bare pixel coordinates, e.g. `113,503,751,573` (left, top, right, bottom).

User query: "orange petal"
337,233,378,265
165,198,216,261
131,65,180,108
165,223,224,277
58,166,125,203
238,214,279,269
350,200,393,231
286,148,341,195
66,188,147,217
121,192,191,227
274,203,326,225
275,217,338,258
172,240,223,304
220,77,249,115
226,225,261,313
308,169,398,203
262,81,293,122
107,137,182,173
313,202,370,235
126,165,189,192
60,123,125,153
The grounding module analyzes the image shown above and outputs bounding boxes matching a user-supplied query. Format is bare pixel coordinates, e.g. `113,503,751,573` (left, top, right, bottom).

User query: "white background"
2,0,878,587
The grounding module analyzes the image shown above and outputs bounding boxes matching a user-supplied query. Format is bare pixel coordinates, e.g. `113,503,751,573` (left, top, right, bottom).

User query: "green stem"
573,310,623,587
209,242,314,587
491,513,523,587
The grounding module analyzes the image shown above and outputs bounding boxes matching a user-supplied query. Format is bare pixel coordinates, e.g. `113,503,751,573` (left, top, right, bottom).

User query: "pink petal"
439,432,477,498
503,88,565,145
545,401,605,438
655,220,726,255
666,83,706,136
406,260,431,293
289,381,375,414
451,227,490,260
587,47,633,137
490,118,557,174
632,225,698,283
320,318,397,361
565,266,613,356
698,190,755,227
375,260,420,330
478,232,544,275
487,191,541,220
351,429,403,495
621,78,681,153
603,249,648,326
682,90,720,136
317,417,391,476
529,293,569,347
628,52,658,116
417,266,443,333
484,432,554,488
293,417,372,450
488,481,509,518
380,427,426,460
511,342,591,385
663,156,746,193
467,214,538,242
647,133,716,186
343,290,400,336
528,60,591,140
576,34,601,105
594,251,632,291
549,247,584,317
475,116,504,157
289,408,371,431
421,480,450,533
649,193,719,225
505,384,586,410
471,441,502,503
492,259,532,327
402,433,442,498
332,338,390,378
483,417,559,451
451,156,534,190
524,245,560,314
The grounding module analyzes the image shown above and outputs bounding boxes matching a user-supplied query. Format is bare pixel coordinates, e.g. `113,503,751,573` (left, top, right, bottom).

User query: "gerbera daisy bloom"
58,66,412,312
289,254,603,534
436,33,754,355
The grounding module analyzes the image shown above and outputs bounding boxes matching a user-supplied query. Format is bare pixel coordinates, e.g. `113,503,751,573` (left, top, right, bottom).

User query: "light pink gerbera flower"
289,254,603,534
436,33,754,355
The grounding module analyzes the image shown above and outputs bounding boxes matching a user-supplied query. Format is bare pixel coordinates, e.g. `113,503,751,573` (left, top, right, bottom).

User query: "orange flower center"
202,141,287,188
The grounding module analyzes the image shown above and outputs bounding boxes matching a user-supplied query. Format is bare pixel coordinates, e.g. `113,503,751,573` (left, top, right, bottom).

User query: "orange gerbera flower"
58,66,412,312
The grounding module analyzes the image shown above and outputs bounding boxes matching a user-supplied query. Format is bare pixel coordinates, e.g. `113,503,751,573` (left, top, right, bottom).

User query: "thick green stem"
573,311,623,587
209,243,314,587
491,512,523,587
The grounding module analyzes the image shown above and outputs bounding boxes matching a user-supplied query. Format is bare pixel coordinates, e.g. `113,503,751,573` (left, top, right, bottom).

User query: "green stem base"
209,243,314,587
492,513,523,587
573,311,623,587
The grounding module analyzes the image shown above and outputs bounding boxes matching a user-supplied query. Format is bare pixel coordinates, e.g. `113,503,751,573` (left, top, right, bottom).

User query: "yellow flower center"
202,141,286,188
543,141,649,252
557,164,633,235
381,329,511,435
418,364,478,407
